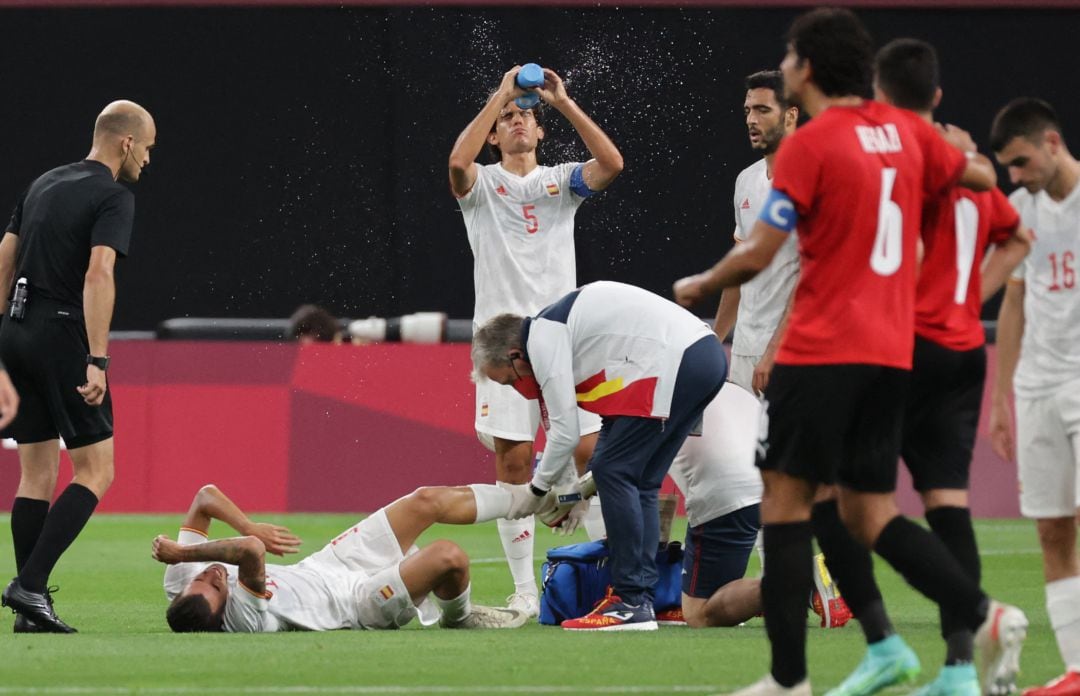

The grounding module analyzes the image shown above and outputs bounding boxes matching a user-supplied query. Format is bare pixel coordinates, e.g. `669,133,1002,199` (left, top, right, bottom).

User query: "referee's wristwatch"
86,354,110,371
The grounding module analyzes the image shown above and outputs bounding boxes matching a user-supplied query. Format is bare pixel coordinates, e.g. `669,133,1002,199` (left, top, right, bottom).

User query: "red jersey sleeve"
771,133,821,216
986,187,1021,244
907,115,967,198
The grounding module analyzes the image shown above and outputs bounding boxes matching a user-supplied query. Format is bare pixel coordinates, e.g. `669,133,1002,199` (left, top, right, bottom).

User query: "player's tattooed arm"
183,485,301,556
153,534,267,594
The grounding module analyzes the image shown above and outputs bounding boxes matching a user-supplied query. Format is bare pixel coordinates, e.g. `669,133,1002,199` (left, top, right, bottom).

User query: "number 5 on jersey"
523,204,539,235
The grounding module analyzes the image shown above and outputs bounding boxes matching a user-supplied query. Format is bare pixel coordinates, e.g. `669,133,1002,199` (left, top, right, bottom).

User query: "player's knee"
429,539,469,573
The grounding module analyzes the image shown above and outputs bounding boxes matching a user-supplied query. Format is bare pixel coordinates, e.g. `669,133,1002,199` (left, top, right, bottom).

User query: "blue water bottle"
515,63,544,110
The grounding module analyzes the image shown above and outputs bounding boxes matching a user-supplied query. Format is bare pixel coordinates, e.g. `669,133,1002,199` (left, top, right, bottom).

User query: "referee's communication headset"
115,136,143,181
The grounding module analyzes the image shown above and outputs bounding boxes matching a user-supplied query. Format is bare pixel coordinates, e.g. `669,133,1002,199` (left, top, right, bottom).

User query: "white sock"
436,583,472,625
584,494,607,541
1047,575,1080,672
495,488,537,596
468,484,511,523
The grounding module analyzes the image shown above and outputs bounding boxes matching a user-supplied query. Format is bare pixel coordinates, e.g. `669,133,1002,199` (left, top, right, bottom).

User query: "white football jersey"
732,158,800,357
668,385,763,528
1009,184,1080,399
458,162,586,327
163,530,362,632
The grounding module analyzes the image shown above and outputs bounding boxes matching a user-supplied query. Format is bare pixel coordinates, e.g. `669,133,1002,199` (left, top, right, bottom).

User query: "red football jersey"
916,187,1020,350
771,100,967,369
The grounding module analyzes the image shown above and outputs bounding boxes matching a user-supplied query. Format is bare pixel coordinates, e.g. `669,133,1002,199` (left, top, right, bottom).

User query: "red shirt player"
873,37,1030,695
674,10,1027,696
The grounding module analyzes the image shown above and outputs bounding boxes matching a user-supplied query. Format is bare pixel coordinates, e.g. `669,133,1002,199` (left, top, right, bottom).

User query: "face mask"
512,375,542,400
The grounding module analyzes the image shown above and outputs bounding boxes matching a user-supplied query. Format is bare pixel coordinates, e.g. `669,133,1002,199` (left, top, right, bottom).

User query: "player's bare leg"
494,437,539,615
383,485,510,553
682,579,761,628
397,540,526,630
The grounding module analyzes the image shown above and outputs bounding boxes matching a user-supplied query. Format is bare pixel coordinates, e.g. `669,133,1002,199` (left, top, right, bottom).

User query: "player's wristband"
529,483,548,497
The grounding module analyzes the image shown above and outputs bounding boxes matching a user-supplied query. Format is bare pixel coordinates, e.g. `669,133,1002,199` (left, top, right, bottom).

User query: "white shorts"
1016,382,1080,518
474,378,601,451
305,509,440,629
728,354,761,396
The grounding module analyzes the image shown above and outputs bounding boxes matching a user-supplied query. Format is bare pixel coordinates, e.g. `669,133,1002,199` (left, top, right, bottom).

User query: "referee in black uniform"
0,100,155,633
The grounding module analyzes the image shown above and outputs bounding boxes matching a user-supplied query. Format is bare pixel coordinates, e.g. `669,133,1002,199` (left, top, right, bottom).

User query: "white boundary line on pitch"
0,687,719,694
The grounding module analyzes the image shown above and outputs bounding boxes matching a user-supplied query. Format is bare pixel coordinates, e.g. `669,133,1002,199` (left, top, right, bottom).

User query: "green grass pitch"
0,514,1063,695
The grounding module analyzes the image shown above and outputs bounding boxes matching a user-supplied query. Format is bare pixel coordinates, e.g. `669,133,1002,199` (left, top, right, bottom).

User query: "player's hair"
874,38,939,112
471,313,525,377
287,304,340,342
166,593,225,633
745,70,791,111
484,90,546,163
990,98,1063,153
786,8,873,98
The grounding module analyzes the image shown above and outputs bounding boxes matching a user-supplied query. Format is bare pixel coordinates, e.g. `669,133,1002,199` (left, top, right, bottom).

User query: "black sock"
11,497,50,573
812,500,893,643
874,515,987,631
18,484,99,592
926,506,980,663
762,521,813,688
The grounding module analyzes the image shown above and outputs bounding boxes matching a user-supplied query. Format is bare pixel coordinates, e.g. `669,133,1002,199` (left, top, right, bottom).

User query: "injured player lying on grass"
152,482,552,632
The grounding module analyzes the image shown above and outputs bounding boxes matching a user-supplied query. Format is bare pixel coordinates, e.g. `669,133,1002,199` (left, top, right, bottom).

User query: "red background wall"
0,341,1022,517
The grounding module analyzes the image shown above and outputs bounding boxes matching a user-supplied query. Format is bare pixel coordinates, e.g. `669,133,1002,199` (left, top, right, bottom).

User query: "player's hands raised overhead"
152,535,185,564
536,68,570,108
497,66,526,101
248,522,302,556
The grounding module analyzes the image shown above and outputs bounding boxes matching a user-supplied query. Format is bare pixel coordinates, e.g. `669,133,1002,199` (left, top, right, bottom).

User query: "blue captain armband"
569,164,597,198
759,188,798,233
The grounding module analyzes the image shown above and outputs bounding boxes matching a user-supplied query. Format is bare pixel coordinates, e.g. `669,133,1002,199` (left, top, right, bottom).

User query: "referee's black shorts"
757,363,908,492
901,335,985,492
0,299,113,449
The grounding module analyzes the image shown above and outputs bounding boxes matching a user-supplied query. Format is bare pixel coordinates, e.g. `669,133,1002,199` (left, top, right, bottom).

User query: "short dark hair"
745,70,790,110
874,38,939,112
287,304,340,342
990,98,1063,153
786,8,874,98
484,92,546,163
166,593,224,633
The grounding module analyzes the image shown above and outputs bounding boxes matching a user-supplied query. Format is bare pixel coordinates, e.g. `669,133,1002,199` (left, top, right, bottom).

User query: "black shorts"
682,504,760,598
758,363,908,493
0,300,113,448
901,336,985,491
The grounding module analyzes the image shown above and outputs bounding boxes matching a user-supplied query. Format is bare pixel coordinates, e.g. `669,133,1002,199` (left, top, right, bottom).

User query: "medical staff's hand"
506,483,545,519
554,499,590,536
